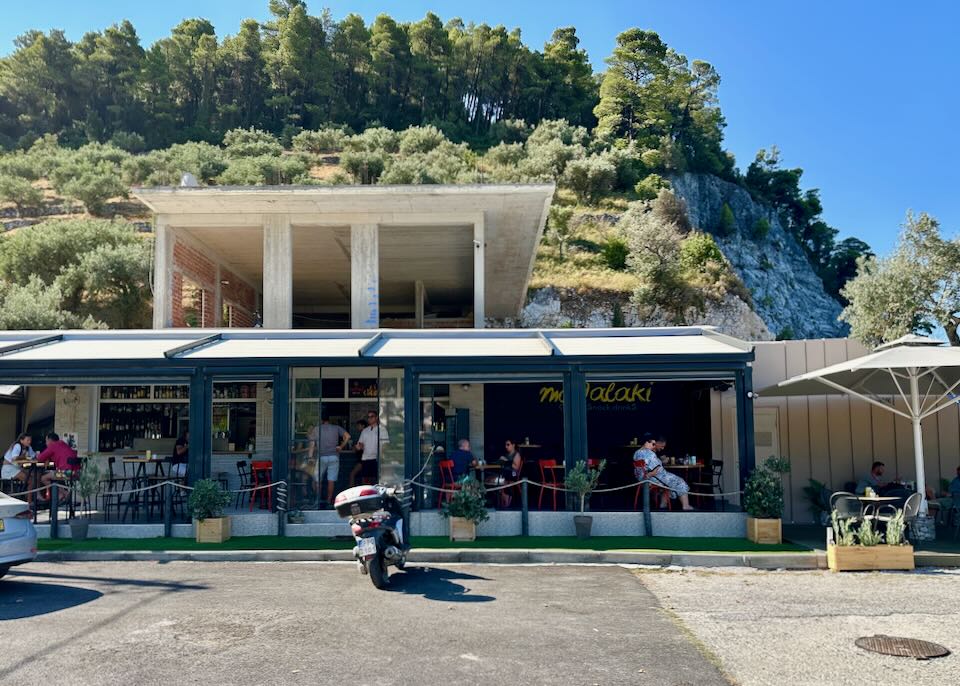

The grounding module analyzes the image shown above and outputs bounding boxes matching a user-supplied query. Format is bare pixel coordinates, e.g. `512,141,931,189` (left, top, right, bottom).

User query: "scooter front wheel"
368,552,389,589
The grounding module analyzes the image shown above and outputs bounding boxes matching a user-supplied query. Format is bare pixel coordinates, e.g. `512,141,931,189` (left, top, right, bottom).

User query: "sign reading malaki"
539,383,654,404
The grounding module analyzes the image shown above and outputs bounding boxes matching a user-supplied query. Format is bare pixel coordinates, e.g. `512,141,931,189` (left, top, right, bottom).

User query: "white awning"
0,327,752,364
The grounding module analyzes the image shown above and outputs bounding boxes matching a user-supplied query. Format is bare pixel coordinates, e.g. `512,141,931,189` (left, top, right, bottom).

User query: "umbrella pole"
909,372,928,514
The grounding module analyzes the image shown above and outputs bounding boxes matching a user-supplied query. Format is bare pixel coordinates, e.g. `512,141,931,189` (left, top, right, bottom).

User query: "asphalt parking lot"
1,562,726,686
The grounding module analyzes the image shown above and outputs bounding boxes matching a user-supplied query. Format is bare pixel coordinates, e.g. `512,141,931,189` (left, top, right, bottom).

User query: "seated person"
36,432,77,502
2,433,36,493
493,439,522,508
633,432,694,511
951,466,960,499
855,461,908,496
172,431,189,478
449,439,476,479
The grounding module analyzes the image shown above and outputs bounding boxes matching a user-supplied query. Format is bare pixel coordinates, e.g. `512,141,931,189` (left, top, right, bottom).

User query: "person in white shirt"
356,410,389,485
3,433,36,492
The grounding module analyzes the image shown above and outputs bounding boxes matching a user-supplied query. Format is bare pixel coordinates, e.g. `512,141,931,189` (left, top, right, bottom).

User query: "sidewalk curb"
35,548,841,568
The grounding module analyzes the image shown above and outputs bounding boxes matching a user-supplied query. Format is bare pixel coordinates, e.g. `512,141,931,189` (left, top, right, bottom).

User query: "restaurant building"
8,183,892,537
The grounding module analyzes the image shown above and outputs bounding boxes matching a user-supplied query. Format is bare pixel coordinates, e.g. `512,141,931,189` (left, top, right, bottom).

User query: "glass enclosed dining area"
0,327,756,528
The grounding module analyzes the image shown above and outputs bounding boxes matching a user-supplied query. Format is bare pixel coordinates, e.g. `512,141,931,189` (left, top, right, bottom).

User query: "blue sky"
2,1,957,254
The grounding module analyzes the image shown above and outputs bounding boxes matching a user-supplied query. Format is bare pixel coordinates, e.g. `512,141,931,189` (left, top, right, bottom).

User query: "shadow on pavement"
387,566,495,602
10,569,207,591
0,581,102,620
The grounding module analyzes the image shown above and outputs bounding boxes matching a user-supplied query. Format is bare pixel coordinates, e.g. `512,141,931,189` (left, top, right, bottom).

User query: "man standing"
308,412,350,508
356,410,389,485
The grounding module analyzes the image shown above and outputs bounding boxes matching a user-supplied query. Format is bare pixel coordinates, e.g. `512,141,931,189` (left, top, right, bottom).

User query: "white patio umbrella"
759,335,960,514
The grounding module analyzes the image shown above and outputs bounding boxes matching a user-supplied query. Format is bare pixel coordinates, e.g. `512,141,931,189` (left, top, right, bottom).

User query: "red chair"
250,460,273,511
437,459,461,508
633,459,672,511
538,459,561,510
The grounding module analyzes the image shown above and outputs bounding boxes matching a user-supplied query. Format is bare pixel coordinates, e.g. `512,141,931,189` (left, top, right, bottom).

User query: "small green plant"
441,475,489,525
602,237,629,271
564,459,606,513
802,478,831,523
858,517,883,546
751,217,771,240
717,202,736,236
611,301,626,327
831,509,857,546
743,456,791,519
885,508,907,546
776,326,796,341
187,478,231,521
74,457,102,505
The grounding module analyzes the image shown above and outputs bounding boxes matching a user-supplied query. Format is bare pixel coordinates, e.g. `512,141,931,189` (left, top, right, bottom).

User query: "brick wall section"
170,235,258,328
220,266,257,326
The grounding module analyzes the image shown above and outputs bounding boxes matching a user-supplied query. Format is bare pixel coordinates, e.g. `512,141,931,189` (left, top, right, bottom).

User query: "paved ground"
640,566,960,686
0,562,726,686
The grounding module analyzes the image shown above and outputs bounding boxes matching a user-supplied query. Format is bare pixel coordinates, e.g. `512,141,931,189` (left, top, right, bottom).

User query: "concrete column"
262,215,293,329
351,223,380,329
473,215,485,328
152,215,173,329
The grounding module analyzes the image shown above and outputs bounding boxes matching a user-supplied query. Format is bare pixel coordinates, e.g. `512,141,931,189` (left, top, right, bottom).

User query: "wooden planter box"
449,517,476,542
195,517,231,543
746,517,782,544
827,543,914,572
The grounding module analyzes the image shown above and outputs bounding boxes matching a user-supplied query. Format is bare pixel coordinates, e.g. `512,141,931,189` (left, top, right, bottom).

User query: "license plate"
357,537,377,558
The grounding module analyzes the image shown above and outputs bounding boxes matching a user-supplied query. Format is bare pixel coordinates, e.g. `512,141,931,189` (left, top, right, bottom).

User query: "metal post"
909,372,928,515
521,480,529,536
164,482,173,538
642,482,652,537
276,481,287,537
50,483,59,539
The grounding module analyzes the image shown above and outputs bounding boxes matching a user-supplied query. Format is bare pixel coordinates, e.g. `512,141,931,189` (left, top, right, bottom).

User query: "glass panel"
584,378,716,511
377,368,404,487
210,378,269,514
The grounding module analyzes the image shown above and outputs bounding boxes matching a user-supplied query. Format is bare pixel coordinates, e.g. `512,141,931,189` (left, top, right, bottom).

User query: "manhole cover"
855,635,950,660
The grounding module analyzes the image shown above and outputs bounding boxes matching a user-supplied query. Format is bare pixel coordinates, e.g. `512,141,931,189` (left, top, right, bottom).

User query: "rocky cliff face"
671,173,847,339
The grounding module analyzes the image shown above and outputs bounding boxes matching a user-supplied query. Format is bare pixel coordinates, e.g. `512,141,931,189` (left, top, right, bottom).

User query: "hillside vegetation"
0,1,871,333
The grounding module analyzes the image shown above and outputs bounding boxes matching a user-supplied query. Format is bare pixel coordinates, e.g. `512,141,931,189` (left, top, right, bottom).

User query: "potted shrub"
802,478,831,526
564,459,606,539
743,456,790,544
827,507,914,571
441,475,489,541
188,478,232,543
69,457,101,542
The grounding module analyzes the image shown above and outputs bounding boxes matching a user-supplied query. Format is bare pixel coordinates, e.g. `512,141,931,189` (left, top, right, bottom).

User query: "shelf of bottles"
98,402,188,451
100,385,189,402
212,382,259,402
98,385,190,451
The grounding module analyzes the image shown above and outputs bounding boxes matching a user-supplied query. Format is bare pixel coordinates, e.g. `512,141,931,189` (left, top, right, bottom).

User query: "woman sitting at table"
2,433,35,489
493,438,523,508
633,433,694,511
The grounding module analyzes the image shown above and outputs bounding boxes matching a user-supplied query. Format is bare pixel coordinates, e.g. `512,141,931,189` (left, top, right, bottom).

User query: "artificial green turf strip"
38,535,808,553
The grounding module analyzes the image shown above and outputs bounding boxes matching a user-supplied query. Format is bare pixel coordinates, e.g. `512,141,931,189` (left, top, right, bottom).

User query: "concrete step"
300,509,343,523
285,522,352,537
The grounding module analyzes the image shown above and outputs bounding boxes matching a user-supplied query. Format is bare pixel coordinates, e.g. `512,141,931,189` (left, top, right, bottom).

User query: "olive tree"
841,212,960,346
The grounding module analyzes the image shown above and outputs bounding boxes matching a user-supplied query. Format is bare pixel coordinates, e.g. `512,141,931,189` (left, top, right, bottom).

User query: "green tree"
0,176,43,215
841,212,960,346
717,202,735,236
0,277,80,329
0,218,150,328
53,159,127,215
562,155,616,203
547,205,574,260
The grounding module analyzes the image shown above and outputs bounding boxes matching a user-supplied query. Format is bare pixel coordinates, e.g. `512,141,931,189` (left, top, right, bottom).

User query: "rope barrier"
408,476,742,499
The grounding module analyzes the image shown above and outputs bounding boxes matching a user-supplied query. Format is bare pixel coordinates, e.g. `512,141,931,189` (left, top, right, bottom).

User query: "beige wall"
752,339,960,522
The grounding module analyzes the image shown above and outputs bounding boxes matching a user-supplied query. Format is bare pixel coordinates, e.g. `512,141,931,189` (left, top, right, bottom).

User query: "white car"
0,491,37,579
